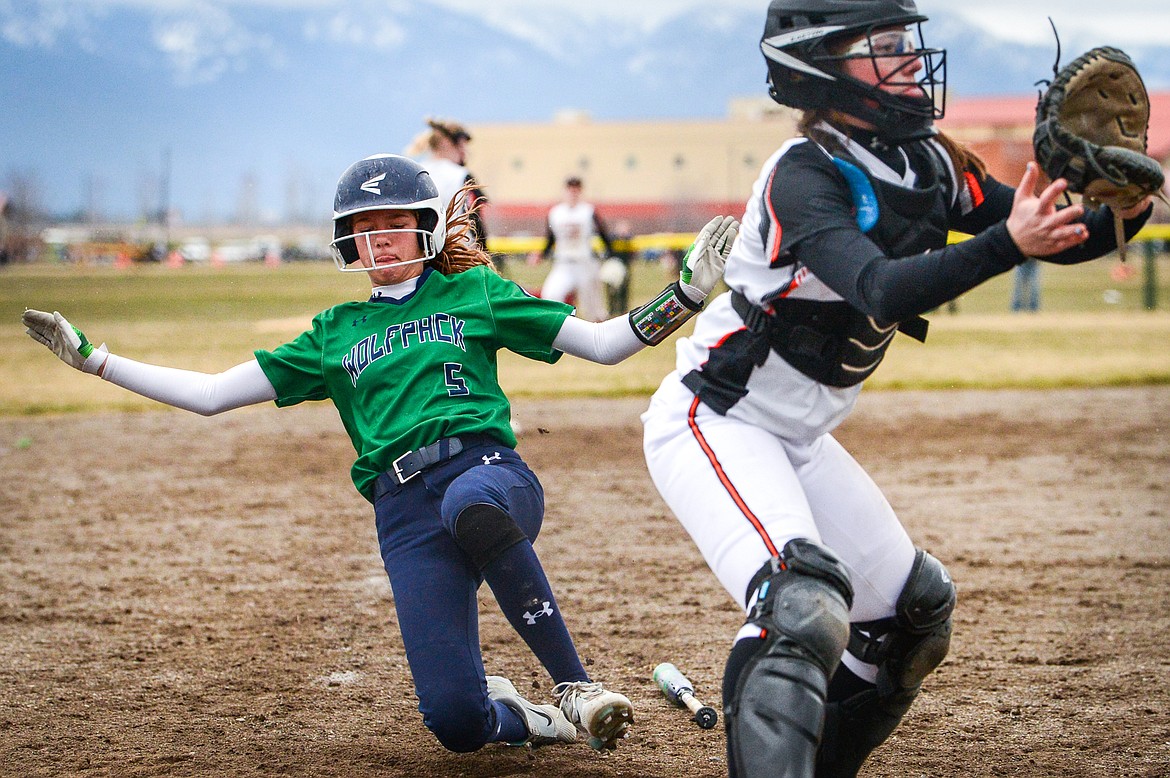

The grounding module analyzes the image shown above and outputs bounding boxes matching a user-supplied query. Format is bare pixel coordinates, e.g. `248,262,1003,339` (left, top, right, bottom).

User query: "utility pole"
1143,239,1158,311
160,146,172,248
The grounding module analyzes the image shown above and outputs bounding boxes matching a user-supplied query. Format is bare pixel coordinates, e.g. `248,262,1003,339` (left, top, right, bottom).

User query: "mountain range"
4,1,1170,223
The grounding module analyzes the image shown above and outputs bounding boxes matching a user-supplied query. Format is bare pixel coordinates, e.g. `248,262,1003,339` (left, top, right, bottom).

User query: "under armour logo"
352,315,368,326
361,173,386,194
482,452,501,465
523,601,554,625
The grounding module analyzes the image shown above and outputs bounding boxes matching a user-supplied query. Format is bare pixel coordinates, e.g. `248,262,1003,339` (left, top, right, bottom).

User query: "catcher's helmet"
331,153,447,272
760,0,946,144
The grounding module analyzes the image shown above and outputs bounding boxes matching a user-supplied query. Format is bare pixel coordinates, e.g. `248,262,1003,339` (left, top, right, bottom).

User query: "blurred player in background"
640,1,1154,777
601,219,636,315
538,176,615,322
1010,257,1042,312
23,153,737,756
407,118,495,267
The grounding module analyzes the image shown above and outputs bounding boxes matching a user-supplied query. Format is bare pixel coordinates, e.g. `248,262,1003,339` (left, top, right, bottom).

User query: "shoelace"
552,680,607,703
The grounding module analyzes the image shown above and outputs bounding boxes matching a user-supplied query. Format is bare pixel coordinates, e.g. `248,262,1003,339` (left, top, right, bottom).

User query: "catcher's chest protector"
831,145,953,258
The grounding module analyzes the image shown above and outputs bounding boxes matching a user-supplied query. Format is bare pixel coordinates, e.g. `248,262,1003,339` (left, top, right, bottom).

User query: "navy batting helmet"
330,153,447,271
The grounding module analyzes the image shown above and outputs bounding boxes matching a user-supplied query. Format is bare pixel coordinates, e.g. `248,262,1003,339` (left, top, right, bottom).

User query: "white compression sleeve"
551,314,646,365
99,354,277,415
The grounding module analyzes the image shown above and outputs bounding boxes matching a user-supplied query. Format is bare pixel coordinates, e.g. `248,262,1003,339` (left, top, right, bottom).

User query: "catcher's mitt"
1033,46,1164,213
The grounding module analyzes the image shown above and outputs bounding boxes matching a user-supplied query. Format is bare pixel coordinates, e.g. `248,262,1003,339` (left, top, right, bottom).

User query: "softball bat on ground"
652,662,718,729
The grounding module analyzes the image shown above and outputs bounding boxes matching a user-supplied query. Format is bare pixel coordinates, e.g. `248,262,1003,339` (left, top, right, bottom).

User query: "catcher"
1034,44,1168,261
639,2,1158,777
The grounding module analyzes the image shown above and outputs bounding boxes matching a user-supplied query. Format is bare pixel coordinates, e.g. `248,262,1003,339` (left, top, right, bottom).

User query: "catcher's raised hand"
1006,162,1090,257
679,215,739,304
22,309,108,374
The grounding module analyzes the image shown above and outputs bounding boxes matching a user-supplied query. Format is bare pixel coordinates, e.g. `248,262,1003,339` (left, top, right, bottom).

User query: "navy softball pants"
372,438,563,751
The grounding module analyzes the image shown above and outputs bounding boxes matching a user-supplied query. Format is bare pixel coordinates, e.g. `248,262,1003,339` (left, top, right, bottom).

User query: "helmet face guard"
822,23,946,141
330,227,439,273
760,0,947,144
330,154,446,273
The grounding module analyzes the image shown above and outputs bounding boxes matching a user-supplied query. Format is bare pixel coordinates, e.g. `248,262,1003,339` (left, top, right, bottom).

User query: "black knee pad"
724,539,854,778
452,503,527,571
850,548,956,695
889,548,955,690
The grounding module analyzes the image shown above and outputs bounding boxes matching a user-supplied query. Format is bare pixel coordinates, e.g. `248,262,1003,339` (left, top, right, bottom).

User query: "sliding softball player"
23,153,737,756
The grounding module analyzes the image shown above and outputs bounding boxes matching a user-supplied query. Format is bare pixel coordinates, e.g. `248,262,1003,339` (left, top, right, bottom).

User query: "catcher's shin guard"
724,539,854,778
816,549,956,778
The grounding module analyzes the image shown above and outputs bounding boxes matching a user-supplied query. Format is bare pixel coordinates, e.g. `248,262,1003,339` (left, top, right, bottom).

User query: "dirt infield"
1,387,1168,777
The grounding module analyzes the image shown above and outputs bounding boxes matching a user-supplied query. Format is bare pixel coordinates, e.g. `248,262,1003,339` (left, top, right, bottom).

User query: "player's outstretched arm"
551,215,738,364
21,308,276,415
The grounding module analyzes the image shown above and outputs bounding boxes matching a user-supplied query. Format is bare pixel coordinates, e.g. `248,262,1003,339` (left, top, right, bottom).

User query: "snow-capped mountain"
3,1,1168,221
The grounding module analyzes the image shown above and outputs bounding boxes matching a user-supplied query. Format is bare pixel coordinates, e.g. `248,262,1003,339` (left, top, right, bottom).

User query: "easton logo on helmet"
360,173,386,195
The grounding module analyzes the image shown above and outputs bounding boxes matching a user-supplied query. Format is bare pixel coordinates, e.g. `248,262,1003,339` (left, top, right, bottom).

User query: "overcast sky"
933,0,1170,46
43,0,1170,47
445,0,1170,47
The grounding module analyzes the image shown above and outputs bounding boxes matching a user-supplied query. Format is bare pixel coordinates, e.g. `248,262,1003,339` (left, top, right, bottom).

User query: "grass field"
3,254,1169,415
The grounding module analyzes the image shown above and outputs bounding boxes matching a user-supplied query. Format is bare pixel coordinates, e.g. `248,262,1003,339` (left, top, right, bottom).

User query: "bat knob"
694,706,718,729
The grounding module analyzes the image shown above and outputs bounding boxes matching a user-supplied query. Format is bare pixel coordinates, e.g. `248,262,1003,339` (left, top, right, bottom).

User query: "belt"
375,434,497,499
393,437,464,484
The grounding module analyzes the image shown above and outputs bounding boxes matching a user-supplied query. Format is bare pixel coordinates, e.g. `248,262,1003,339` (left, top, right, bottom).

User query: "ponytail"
431,183,495,275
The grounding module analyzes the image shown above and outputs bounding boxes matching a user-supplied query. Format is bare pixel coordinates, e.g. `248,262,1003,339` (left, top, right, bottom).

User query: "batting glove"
22,309,108,374
679,215,738,304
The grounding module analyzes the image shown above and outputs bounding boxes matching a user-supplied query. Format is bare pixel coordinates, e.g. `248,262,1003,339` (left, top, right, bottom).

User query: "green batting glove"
21,309,109,374
680,244,696,286
73,324,95,358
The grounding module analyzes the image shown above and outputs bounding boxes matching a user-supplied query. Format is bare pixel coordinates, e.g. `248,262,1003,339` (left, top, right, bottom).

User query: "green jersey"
255,266,573,502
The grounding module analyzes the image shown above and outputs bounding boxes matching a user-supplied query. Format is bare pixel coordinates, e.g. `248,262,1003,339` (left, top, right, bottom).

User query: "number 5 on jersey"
444,362,469,396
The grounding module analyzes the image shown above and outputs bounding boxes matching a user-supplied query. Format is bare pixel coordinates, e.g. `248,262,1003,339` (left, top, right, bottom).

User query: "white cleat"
553,680,634,751
487,675,577,748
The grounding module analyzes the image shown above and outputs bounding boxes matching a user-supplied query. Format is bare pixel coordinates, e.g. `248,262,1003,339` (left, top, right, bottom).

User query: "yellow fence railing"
491,224,1170,256
485,233,698,256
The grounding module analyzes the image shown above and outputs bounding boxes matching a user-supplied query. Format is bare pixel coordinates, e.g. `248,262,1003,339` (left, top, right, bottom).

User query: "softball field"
1,262,1168,776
